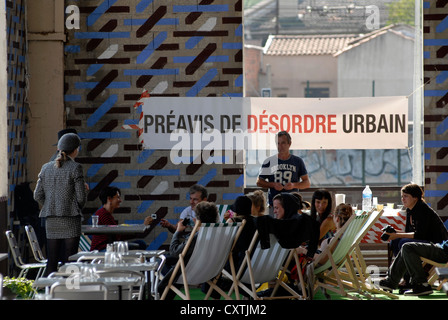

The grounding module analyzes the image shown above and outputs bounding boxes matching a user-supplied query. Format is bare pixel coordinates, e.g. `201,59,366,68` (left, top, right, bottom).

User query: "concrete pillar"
27,0,66,185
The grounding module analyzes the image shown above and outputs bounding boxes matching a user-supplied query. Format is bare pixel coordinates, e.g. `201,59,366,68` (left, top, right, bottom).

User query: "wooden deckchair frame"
161,220,245,300
420,257,448,290
346,209,397,299
313,210,398,299
225,231,307,300
313,213,370,299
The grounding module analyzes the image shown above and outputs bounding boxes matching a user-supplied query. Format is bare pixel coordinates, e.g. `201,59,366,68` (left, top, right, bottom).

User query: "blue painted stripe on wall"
186,36,204,49
137,32,167,64
87,95,118,127
78,132,132,139
436,71,448,84
425,190,447,197
424,39,448,46
124,69,178,76
75,32,130,39
147,232,168,250
223,193,244,200
137,149,155,163
424,90,448,96
436,173,448,185
137,200,154,213
64,95,81,101
173,5,229,12
124,18,178,26
436,116,448,135
424,140,448,148
124,169,181,176
197,168,217,186
87,0,118,26
436,15,448,33
186,68,217,97
87,164,103,177
136,0,154,13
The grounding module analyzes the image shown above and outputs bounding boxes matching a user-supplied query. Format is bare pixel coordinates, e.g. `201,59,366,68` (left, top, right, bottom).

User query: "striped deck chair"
345,209,397,299
226,231,306,300
79,233,91,252
161,220,246,300
216,204,229,222
312,213,369,299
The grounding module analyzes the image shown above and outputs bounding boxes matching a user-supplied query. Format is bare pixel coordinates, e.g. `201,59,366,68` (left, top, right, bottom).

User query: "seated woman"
256,192,320,259
314,203,353,264
247,190,267,217
90,186,153,252
310,189,335,243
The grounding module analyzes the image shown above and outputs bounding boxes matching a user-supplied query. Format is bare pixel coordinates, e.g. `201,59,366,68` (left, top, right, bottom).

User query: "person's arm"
170,221,188,257
284,174,311,191
33,169,45,205
256,177,283,191
319,216,336,240
160,219,177,233
387,232,414,241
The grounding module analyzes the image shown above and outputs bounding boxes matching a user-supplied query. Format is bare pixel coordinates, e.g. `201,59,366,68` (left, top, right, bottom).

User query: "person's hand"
273,182,284,191
283,182,295,190
143,216,153,225
176,220,187,233
160,219,173,228
295,246,308,255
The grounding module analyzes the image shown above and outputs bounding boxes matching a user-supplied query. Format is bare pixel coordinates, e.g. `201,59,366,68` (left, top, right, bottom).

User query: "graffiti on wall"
246,149,412,187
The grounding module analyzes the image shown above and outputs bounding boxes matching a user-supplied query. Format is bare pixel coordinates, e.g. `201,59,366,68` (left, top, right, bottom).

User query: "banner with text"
139,96,408,152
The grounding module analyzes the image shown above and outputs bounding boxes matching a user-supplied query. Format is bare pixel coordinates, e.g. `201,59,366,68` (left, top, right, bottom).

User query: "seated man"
159,201,218,300
379,240,448,296
90,186,153,251
160,184,207,233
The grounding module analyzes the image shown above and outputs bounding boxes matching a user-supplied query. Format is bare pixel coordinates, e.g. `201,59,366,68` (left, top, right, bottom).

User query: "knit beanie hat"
57,133,81,152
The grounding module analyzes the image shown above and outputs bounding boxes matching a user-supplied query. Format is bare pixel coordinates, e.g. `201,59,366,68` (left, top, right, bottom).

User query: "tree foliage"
387,0,416,26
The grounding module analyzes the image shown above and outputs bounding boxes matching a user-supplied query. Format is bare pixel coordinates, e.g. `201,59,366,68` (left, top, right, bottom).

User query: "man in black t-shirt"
256,131,310,208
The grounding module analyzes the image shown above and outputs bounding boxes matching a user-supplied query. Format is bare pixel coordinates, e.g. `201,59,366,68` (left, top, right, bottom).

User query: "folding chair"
161,220,245,300
312,214,370,299
5,230,46,279
78,233,91,252
344,209,397,299
25,225,47,263
216,204,229,222
226,231,306,300
421,258,448,290
50,281,109,300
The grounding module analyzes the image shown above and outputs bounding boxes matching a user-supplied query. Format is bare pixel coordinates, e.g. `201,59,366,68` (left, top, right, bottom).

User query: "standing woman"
34,133,88,275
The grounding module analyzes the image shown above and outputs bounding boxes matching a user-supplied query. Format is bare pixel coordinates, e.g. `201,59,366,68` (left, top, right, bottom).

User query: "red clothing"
89,207,120,251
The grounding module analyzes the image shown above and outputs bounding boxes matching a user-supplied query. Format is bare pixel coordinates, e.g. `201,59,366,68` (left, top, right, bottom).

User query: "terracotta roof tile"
264,34,359,56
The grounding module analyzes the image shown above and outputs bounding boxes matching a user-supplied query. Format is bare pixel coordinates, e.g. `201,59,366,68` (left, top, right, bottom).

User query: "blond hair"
334,203,353,228
247,190,266,215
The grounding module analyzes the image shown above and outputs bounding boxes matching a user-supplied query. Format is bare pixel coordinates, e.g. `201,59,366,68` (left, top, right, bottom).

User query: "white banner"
136,96,408,152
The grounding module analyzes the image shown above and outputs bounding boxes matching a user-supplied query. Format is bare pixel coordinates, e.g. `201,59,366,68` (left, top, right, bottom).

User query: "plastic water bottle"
362,185,372,211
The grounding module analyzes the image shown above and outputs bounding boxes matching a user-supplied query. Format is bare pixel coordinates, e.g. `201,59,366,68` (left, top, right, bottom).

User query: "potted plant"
2,277,36,299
